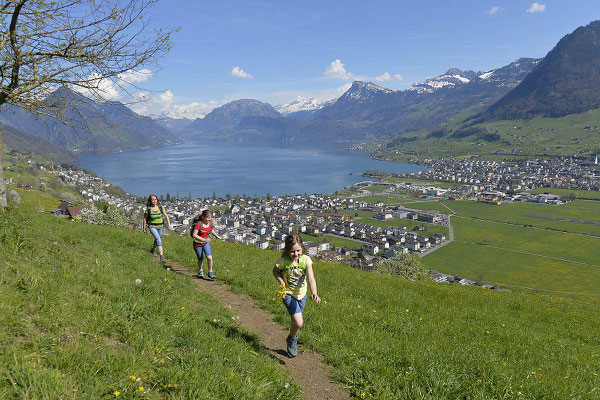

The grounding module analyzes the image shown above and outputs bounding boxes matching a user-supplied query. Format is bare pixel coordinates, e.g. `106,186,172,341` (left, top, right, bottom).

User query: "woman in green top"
142,194,171,262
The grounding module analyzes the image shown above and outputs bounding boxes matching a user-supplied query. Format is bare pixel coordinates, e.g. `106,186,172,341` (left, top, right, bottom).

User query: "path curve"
163,258,350,400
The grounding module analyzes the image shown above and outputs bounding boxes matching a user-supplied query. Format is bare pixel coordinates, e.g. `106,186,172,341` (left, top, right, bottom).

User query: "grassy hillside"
165,228,600,399
0,207,300,399
379,107,600,161
4,195,600,399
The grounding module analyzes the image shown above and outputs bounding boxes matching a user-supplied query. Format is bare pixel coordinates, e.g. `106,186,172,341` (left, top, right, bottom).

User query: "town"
29,154,599,290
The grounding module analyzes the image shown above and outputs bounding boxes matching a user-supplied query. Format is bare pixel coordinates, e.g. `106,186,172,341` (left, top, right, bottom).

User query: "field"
424,217,600,294
440,199,600,236
0,207,300,399
4,196,600,398
381,107,600,160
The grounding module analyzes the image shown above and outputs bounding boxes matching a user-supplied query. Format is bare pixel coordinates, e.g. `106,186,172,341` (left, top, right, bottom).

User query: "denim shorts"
194,242,212,261
149,226,164,246
283,294,307,316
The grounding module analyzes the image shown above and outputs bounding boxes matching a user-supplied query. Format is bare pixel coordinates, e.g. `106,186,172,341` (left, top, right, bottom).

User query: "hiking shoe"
150,247,156,255
286,335,298,358
198,270,204,279
160,255,166,262
207,270,216,280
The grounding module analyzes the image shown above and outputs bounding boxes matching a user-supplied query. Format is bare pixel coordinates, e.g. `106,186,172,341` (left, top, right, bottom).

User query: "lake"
78,141,427,198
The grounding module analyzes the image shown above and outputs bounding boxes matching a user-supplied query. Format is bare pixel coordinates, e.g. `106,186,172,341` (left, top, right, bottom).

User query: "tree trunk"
0,124,6,208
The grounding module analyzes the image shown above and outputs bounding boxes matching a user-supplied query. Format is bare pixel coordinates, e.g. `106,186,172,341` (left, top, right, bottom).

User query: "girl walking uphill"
192,210,222,280
273,234,320,358
143,194,171,262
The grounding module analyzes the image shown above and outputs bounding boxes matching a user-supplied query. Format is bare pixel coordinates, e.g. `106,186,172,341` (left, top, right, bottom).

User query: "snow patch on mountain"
276,97,325,115
478,71,495,80
408,68,479,94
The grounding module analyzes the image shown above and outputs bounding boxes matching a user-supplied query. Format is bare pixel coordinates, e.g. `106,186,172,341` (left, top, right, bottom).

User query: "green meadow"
4,196,600,398
0,207,300,400
440,199,600,235
423,240,600,295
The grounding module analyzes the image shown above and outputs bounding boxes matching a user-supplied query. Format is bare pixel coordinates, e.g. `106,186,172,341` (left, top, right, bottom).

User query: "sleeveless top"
146,206,163,226
193,221,211,247
275,254,310,300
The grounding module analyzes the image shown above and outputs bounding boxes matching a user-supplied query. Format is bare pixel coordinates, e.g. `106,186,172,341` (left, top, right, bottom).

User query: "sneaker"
286,335,298,358
160,254,166,262
150,247,156,255
208,270,216,280
198,270,204,279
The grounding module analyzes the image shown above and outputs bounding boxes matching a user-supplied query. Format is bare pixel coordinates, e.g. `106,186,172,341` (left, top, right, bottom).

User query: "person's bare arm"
306,260,320,303
273,264,286,287
162,208,172,229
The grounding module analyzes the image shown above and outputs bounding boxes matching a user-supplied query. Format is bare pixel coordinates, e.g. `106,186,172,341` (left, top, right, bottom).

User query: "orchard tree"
0,0,174,207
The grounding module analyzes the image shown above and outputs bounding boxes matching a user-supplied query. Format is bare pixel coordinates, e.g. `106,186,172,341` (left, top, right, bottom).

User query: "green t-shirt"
276,254,311,300
146,206,164,226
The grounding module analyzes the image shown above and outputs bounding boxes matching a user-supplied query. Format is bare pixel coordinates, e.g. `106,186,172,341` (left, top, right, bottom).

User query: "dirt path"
163,258,350,400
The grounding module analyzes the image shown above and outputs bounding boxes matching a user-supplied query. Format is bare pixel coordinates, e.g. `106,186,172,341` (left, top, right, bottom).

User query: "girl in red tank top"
192,210,222,280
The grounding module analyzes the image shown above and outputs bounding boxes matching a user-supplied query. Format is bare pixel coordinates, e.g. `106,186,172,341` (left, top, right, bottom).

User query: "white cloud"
72,69,155,101
485,6,501,15
374,72,404,82
128,89,219,119
324,59,353,80
117,69,153,84
527,2,546,13
231,66,253,79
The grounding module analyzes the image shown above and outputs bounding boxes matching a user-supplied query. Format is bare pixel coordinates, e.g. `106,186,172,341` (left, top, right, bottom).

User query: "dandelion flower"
181,306,185,310
212,318,217,322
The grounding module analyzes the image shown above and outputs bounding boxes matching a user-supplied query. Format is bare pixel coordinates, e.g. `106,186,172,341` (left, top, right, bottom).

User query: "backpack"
145,205,164,224
190,216,203,237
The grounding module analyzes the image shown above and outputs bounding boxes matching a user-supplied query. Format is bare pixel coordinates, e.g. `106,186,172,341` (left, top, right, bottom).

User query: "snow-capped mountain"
408,68,480,94
275,97,324,115
276,97,338,120
471,58,541,87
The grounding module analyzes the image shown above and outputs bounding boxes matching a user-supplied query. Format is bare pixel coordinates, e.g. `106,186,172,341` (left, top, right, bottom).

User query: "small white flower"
357,305,361,309
284,382,290,389
405,309,409,313
135,279,142,285
166,267,171,271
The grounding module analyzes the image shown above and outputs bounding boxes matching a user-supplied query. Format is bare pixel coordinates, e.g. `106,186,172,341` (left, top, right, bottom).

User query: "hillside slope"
480,20,600,120
3,194,600,399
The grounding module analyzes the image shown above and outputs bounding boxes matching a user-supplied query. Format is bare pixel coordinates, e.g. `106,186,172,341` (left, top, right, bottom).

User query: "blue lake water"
78,141,427,198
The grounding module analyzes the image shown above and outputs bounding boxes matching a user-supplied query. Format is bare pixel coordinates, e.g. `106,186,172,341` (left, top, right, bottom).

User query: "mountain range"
180,57,541,144
0,88,179,154
3,20,600,155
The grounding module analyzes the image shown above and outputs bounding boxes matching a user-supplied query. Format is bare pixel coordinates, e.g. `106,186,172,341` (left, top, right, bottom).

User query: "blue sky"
118,0,600,118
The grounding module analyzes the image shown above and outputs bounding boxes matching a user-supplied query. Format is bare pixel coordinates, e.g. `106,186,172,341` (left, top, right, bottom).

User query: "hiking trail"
163,258,350,400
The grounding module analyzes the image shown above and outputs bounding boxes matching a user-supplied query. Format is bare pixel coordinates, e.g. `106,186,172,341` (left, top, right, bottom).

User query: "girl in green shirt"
273,234,320,357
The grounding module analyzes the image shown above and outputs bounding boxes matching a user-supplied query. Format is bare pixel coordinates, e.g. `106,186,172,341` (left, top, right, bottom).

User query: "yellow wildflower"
113,391,120,397
274,286,286,301
160,358,165,364
130,375,136,381
139,386,144,392
181,306,185,310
